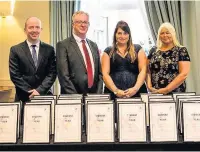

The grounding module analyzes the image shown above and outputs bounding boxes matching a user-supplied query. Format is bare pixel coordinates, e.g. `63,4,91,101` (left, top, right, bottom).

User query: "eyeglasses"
74,21,90,25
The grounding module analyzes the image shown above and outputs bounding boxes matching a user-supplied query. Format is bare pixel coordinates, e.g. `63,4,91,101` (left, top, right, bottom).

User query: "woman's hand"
116,89,126,98
124,87,138,98
154,87,169,94
148,87,158,93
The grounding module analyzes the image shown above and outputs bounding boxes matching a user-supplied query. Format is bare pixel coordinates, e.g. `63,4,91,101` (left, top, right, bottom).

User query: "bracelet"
133,86,139,91
113,89,119,95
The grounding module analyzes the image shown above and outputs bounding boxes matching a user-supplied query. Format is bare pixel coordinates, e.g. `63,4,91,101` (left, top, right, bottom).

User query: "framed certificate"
22,104,51,143
31,99,55,135
59,94,83,97
172,92,196,102
33,95,57,100
140,93,163,126
86,94,110,99
87,102,114,142
57,99,82,104
58,94,82,100
176,95,200,131
0,104,18,143
116,99,142,124
58,97,83,100
118,102,146,142
179,98,200,133
148,95,173,99
0,102,21,138
149,102,178,142
182,102,200,142
54,104,82,143
116,98,142,102
149,98,174,102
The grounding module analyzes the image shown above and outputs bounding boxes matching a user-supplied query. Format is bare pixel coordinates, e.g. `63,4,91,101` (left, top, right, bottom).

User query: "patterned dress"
148,46,190,93
104,44,147,99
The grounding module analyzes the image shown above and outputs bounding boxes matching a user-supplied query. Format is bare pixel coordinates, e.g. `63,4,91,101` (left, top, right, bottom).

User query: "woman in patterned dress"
101,21,147,99
147,22,190,94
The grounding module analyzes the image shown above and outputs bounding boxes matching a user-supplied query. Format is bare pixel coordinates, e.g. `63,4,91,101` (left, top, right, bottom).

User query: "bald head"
24,17,42,43
25,17,42,29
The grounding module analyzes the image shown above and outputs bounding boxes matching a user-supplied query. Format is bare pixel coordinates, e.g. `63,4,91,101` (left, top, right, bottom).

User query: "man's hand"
28,89,40,99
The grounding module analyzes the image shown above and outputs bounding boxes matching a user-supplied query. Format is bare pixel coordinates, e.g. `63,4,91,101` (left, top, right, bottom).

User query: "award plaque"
54,104,82,143
140,93,162,126
0,104,18,143
31,99,55,135
87,102,114,142
182,102,200,141
23,104,51,143
0,102,20,138
118,102,146,142
149,102,178,142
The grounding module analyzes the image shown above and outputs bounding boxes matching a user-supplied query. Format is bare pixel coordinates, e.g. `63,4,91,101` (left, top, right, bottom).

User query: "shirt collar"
26,40,40,48
73,33,87,43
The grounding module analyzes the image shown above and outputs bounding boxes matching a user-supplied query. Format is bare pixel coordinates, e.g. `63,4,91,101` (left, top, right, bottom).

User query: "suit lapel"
22,41,36,70
70,36,87,71
37,42,45,70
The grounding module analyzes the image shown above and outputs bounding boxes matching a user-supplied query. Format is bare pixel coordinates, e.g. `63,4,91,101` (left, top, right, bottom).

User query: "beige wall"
0,1,50,101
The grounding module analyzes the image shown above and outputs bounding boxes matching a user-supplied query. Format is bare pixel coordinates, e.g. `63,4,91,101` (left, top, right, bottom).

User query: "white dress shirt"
73,33,95,77
26,40,40,59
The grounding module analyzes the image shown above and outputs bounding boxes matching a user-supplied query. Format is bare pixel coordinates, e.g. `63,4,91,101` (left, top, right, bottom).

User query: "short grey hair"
72,11,89,23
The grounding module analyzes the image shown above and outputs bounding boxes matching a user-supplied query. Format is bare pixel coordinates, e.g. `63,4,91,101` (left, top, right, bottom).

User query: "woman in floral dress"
147,22,190,94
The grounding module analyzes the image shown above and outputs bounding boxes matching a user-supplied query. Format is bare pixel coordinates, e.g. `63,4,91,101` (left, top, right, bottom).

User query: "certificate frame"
176,96,200,133
149,101,178,142
0,102,21,139
85,100,113,136
31,99,55,135
22,104,51,144
116,99,142,127
56,99,82,104
172,92,196,102
59,94,83,97
0,104,18,144
140,93,163,127
149,98,174,102
148,95,173,100
86,94,111,99
182,101,200,142
117,102,147,143
86,102,115,143
54,103,82,143
179,99,200,134
58,97,83,100
33,95,57,100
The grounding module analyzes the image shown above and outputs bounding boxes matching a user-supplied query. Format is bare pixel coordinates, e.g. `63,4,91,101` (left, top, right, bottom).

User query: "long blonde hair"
156,22,182,50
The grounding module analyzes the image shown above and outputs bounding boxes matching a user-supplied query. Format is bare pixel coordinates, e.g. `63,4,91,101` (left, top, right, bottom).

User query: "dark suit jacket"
56,36,103,94
9,41,57,102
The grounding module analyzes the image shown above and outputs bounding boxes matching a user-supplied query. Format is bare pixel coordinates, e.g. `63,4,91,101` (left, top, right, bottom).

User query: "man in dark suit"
9,17,57,102
56,11,103,94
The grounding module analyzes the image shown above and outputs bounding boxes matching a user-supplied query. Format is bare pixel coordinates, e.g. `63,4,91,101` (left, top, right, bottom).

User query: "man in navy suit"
9,17,57,102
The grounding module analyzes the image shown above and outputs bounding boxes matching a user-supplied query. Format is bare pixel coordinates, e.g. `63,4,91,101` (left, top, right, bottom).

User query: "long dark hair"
109,20,136,63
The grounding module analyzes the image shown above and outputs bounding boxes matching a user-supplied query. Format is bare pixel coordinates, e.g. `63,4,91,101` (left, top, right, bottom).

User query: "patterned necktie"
31,45,37,67
81,40,94,88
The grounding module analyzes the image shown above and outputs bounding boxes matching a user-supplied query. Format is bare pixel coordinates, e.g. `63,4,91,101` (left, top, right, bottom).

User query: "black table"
1,133,200,151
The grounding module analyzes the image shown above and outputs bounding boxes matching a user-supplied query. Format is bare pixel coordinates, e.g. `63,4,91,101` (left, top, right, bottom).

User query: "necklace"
117,48,128,58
